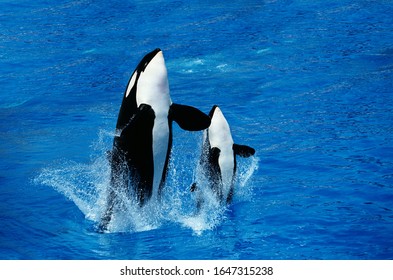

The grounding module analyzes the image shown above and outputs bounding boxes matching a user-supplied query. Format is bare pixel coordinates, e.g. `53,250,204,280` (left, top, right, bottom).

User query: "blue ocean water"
1,0,393,260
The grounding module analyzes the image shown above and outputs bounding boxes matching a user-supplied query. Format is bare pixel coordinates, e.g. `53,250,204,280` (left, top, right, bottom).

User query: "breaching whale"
100,48,211,230
192,105,255,205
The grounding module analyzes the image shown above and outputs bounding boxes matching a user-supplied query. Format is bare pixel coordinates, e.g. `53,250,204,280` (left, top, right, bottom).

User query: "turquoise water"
1,0,393,259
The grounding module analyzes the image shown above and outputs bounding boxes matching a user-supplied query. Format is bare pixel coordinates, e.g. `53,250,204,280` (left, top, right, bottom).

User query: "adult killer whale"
192,105,255,205
99,49,211,230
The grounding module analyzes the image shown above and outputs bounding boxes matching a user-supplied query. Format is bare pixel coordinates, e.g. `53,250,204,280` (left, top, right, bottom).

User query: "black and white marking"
100,49,211,230
193,105,255,205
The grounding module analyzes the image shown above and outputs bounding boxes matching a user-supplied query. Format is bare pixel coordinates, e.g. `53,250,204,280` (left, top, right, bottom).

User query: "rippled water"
1,0,393,259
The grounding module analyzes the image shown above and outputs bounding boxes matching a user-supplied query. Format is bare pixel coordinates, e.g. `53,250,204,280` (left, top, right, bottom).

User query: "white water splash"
34,130,258,235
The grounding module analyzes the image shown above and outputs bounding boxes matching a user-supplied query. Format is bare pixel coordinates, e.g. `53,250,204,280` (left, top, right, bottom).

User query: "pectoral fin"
190,182,197,192
233,144,255,157
170,103,211,131
120,103,155,138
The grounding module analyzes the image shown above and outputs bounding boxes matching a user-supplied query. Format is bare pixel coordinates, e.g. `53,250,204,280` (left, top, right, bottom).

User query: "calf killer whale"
192,105,255,205
100,49,211,230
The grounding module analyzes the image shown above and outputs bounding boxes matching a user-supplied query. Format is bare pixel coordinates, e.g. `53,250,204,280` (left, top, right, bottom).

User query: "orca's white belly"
151,114,170,199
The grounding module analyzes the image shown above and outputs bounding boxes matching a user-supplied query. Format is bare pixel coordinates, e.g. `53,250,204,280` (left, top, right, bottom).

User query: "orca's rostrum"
100,49,211,230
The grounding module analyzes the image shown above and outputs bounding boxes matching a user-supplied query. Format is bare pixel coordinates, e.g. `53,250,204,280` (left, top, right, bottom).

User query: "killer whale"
192,105,255,205
100,48,211,230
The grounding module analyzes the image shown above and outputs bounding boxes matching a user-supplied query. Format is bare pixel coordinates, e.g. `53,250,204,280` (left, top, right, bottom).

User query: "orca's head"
208,105,227,128
125,48,170,107
207,105,233,148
